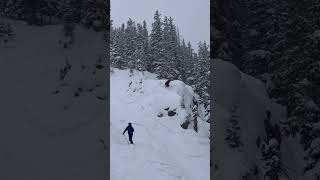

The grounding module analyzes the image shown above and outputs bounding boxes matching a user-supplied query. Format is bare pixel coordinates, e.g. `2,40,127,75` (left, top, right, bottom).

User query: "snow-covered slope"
213,59,320,180
0,19,107,179
110,69,210,180
212,59,288,180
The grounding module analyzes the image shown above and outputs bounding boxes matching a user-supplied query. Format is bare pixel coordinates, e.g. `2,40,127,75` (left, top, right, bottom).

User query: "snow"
212,59,284,180
281,135,305,178
0,19,107,179
212,59,320,180
110,69,210,180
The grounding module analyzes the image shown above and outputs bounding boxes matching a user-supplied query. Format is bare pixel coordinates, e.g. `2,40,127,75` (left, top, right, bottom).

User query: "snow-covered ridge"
110,68,210,180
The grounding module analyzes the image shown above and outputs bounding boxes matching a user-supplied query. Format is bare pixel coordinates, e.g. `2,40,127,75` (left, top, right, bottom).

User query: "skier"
123,122,134,144
165,79,171,87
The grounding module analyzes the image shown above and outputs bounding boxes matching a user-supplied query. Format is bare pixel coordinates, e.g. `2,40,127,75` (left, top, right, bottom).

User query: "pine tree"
38,0,60,25
179,39,188,81
3,0,27,20
149,10,166,78
134,23,147,71
194,41,210,110
142,20,150,71
80,0,107,31
111,26,127,69
167,17,180,79
123,18,138,70
160,16,179,79
185,42,195,83
0,20,14,43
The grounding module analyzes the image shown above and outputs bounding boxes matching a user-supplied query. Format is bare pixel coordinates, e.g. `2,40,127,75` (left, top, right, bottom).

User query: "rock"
96,95,106,100
168,110,176,116
180,120,189,129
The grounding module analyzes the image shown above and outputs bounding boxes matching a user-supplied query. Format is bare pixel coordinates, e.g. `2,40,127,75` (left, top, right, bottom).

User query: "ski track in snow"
111,69,209,180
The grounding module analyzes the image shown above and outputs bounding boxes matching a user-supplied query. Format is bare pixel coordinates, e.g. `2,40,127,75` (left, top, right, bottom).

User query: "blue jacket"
123,125,134,134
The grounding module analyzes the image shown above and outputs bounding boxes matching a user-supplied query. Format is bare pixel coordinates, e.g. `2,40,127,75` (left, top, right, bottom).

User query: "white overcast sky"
111,0,210,51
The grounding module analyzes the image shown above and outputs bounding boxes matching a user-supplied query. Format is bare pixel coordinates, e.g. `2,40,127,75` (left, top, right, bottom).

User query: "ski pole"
123,134,129,144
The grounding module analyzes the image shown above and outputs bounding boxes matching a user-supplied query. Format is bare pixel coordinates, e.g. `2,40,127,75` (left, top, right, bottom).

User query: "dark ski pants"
128,133,133,144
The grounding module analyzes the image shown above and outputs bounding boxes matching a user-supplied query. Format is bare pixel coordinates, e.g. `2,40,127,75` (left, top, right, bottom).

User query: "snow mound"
110,68,210,180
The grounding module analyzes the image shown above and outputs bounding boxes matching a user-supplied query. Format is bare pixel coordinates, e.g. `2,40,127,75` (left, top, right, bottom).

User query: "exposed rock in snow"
168,110,177,117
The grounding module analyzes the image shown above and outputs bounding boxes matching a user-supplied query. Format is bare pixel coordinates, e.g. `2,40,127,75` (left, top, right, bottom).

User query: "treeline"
0,0,108,31
111,10,210,111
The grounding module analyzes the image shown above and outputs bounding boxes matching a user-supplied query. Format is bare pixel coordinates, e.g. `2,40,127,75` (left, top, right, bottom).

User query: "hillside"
0,19,107,179
212,59,320,180
110,68,210,180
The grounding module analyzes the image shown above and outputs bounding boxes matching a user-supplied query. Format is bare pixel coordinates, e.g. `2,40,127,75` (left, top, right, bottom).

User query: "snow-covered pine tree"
62,8,76,48
161,16,179,79
141,20,150,71
110,26,117,68
38,0,61,25
0,2,5,16
0,20,14,43
162,16,171,71
111,25,127,69
149,10,166,78
134,23,147,71
0,20,5,36
187,51,199,87
193,41,210,110
167,17,181,80
1,0,109,29
123,18,138,71
24,0,42,25
2,0,42,24
185,42,195,84
2,0,25,20
0,20,7,43
178,39,188,82
80,0,107,31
